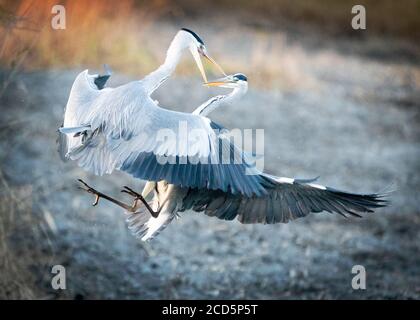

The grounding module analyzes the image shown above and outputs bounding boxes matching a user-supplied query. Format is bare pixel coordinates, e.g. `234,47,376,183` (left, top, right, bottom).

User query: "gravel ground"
1,21,420,299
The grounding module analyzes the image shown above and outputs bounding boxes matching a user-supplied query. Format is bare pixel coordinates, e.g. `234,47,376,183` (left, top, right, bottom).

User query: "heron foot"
121,185,161,218
121,186,142,198
78,179,103,206
77,179,137,213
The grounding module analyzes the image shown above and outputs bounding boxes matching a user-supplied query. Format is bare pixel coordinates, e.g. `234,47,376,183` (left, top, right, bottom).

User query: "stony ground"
0,18,419,299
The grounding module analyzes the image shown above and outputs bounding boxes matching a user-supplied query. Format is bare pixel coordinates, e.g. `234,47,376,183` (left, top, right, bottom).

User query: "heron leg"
77,179,137,213
121,186,162,218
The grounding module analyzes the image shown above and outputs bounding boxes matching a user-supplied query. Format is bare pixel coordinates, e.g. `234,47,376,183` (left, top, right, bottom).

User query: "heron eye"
197,45,205,55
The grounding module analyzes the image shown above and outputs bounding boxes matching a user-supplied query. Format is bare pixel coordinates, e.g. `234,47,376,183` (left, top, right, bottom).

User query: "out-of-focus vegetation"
179,0,420,40
0,0,419,79
0,0,169,74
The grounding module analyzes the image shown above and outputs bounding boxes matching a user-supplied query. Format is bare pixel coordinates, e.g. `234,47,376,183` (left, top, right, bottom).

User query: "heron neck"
193,87,244,117
142,33,187,94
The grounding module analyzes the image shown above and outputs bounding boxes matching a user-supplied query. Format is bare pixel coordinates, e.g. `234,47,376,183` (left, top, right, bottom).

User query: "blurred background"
0,0,419,299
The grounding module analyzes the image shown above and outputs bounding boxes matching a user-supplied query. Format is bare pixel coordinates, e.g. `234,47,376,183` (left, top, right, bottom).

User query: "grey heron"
76,74,389,241
59,27,226,171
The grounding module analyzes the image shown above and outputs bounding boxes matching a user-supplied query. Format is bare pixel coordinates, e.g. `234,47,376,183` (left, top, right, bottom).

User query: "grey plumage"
120,120,271,197
179,177,389,224
125,176,388,241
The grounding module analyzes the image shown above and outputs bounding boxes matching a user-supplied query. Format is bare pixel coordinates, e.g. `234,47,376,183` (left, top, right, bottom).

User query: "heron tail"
125,205,175,242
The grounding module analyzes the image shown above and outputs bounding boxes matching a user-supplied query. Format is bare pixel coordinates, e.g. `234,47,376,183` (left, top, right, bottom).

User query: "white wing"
59,70,111,160
63,69,111,127
60,70,268,197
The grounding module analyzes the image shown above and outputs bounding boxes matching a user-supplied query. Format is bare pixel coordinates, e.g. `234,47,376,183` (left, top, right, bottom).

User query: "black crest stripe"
181,28,204,45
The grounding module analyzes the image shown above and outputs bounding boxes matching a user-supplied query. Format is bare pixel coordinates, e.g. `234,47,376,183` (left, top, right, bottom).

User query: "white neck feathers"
141,32,191,94
193,86,246,117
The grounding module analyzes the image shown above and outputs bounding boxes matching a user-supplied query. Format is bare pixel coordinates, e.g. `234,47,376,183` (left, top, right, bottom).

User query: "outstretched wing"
181,176,389,223
60,71,270,197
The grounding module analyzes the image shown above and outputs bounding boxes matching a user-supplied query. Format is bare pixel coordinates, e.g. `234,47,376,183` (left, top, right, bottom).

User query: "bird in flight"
59,29,389,241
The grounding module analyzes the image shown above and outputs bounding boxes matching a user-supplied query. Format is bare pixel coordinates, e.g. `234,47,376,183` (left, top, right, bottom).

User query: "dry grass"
0,100,58,299
0,170,37,299
0,166,63,299
1,0,418,80
0,0,168,74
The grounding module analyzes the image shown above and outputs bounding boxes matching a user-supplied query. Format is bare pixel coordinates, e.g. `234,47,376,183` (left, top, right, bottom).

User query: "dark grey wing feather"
121,121,274,197
182,177,389,224
93,64,112,90
94,75,111,90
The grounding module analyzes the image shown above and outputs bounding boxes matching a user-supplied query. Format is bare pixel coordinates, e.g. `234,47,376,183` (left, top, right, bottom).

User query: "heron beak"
202,53,227,77
203,76,234,87
191,48,208,83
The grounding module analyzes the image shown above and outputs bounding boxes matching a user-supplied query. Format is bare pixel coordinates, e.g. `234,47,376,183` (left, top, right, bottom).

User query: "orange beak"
203,53,227,77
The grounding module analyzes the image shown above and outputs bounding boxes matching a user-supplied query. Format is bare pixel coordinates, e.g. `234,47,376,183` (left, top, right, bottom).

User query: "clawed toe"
121,186,142,199
76,179,141,213
77,179,102,206
92,194,100,206
77,179,159,217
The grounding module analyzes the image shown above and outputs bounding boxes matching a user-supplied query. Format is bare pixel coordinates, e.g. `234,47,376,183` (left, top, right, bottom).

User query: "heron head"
179,28,226,83
204,73,248,91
